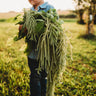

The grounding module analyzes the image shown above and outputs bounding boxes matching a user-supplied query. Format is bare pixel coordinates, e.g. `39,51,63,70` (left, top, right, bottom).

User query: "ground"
0,17,96,96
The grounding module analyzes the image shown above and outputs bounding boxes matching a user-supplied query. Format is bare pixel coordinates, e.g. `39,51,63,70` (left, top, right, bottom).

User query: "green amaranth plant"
15,9,68,96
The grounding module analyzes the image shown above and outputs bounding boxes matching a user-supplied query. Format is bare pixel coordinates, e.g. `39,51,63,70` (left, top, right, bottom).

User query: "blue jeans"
28,57,47,96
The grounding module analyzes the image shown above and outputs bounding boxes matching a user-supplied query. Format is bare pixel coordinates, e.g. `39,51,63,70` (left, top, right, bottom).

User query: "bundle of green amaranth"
15,9,67,96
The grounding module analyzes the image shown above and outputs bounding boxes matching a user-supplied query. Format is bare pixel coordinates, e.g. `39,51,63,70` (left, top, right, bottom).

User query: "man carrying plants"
16,0,67,96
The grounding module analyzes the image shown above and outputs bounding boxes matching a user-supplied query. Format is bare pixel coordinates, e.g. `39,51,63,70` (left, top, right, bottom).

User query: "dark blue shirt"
31,2,54,12
28,2,55,59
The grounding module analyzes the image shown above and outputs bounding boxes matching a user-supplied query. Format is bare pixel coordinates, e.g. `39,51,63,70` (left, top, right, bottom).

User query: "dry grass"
57,10,72,15
0,10,72,19
0,11,23,19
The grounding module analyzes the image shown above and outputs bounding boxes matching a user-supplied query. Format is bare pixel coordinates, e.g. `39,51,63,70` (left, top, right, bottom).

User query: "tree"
94,14,96,24
73,0,86,24
73,0,96,34
86,0,96,34
93,0,96,24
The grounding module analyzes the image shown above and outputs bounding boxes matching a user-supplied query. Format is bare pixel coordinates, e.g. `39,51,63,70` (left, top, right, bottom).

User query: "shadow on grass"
78,34,96,46
78,34,96,41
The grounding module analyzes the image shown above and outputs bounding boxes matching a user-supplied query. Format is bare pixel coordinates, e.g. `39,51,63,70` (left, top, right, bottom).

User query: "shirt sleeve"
45,4,55,12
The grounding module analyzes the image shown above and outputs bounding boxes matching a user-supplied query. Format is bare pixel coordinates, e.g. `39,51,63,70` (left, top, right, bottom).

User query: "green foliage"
63,18,77,23
15,9,67,96
59,13,77,18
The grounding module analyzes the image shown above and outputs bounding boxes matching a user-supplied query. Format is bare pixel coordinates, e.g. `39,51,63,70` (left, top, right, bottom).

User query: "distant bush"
7,17,17,22
0,19,6,22
59,13,77,18
63,19,77,23
0,17,19,23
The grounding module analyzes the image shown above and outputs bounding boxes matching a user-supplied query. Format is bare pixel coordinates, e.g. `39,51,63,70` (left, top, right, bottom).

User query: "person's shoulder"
30,7,35,11
39,2,55,12
45,2,55,10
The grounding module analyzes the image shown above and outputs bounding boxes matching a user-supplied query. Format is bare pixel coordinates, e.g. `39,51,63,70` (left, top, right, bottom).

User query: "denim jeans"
28,57,47,96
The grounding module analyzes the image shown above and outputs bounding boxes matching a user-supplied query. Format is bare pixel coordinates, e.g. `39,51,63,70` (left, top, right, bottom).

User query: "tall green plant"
15,9,69,96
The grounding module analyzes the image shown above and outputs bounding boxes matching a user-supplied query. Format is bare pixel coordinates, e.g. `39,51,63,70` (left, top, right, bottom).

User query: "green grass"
0,19,96,96
63,18,77,23
0,22,30,96
55,22,96,96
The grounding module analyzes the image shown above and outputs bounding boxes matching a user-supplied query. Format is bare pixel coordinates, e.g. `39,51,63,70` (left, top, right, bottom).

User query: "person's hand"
19,24,23,32
19,24,28,34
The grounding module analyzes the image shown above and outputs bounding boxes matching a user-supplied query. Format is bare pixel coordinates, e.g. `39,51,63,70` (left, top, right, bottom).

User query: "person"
19,0,56,96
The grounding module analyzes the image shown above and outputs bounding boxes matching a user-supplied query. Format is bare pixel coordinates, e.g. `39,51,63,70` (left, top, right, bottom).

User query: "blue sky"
0,0,75,12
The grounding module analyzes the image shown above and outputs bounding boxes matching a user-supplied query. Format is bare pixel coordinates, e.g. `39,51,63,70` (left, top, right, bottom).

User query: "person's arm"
19,24,28,34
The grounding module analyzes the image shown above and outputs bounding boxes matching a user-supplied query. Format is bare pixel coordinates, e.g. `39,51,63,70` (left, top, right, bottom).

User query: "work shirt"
28,2,54,59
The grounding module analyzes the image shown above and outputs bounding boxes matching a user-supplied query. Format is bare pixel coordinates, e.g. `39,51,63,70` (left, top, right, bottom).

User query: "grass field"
0,18,96,96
